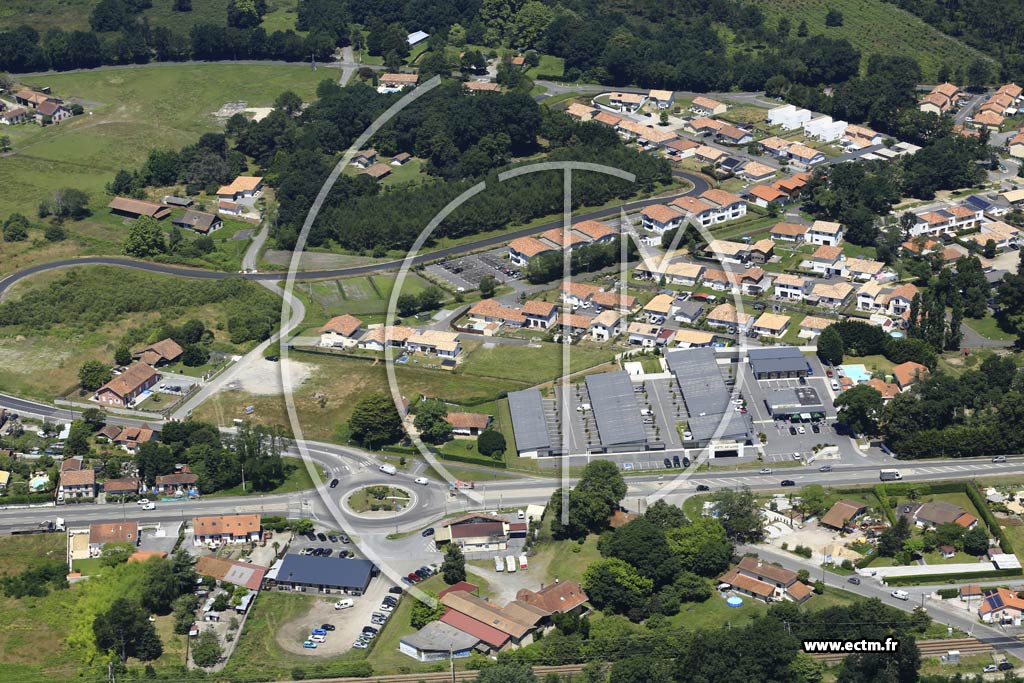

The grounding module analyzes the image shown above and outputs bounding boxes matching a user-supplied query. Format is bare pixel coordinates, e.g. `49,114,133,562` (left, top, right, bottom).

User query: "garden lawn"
963,314,1016,342
525,55,566,79
205,457,321,498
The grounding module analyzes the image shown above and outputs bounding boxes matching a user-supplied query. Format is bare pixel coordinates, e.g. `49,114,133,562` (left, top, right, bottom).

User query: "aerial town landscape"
4,1,1024,683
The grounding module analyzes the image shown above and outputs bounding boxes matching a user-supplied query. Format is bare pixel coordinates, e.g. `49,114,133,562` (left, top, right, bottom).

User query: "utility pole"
240,464,245,493
449,646,456,683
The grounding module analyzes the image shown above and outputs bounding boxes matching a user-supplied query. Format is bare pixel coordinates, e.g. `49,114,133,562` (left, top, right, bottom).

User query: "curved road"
0,170,708,296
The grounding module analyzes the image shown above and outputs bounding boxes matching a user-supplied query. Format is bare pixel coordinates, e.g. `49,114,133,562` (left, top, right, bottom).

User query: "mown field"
0,0,299,34
0,64,333,274
747,0,993,80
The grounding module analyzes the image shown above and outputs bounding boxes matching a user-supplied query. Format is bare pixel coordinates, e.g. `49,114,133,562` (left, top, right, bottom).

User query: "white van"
334,599,354,610
494,556,504,572
517,509,525,520
890,589,909,601
505,555,517,573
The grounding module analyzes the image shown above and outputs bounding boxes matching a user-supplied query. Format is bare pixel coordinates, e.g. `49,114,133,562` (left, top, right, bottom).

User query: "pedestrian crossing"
422,540,438,554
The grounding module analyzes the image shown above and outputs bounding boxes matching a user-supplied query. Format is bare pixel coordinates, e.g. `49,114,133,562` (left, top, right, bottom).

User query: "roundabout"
339,482,418,520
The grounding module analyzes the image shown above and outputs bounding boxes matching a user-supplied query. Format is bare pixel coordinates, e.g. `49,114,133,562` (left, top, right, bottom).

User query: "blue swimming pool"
840,364,871,384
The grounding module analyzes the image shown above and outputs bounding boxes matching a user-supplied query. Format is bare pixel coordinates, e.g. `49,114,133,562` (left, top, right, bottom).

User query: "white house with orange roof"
752,313,791,338
640,204,685,234
319,314,363,347
642,294,675,323
522,300,558,329
467,299,526,329
608,92,646,111
798,316,833,339
507,236,556,266
691,96,727,116
217,176,263,201
810,245,844,275
746,184,788,208
807,220,844,246
1009,130,1024,159
648,89,674,108
705,303,754,332
769,222,808,243
810,282,854,308
774,274,809,301
589,309,624,342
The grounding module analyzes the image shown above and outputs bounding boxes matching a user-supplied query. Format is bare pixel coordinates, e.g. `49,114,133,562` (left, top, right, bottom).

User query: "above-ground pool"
726,596,743,608
839,364,872,384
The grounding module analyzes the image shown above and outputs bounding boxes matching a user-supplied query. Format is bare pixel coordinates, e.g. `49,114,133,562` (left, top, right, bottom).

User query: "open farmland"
747,0,993,81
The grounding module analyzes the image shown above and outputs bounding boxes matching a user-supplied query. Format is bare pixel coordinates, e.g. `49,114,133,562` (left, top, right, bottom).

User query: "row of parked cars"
304,530,352,544
401,564,436,585
352,594,400,649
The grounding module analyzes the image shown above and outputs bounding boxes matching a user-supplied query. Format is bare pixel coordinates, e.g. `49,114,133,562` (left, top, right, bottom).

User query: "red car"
407,572,423,583
826,368,833,377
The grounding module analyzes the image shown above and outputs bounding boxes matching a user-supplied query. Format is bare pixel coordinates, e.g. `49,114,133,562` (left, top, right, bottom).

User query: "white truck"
505,555,517,573
494,556,504,572
378,464,397,476
879,469,902,482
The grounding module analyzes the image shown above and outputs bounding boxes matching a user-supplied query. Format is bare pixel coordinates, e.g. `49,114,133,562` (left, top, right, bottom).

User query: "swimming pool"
29,475,48,491
839,364,871,384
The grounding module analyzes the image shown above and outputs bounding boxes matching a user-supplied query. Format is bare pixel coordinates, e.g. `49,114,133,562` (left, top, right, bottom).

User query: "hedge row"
885,568,1023,586
855,554,877,569
435,450,508,470
878,481,966,497
873,485,897,525
966,482,1014,554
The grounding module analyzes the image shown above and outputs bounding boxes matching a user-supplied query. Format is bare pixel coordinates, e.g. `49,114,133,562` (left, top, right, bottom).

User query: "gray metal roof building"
271,554,374,593
508,389,551,456
748,347,809,378
765,387,825,417
399,621,479,662
665,347,731,418
584,371,647,447
687,411,752,444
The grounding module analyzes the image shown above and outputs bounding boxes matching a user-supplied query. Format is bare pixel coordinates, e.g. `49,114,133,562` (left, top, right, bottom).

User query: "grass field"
298,272,434,326
525,55,565,80
460,342,619,385
0,64,332,266
963,313,1016,342
748,0,992,80
0,0,299,34
205,457,320,497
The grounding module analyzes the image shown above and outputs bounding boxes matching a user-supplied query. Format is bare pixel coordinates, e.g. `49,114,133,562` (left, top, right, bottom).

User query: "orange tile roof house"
89,521,139,549
95,362,159,408
746,184,788,207
102,477,141,496
608,91,646,110
691,96,727,116
508,236,557,265
378,72,419,92
769,222,808,242
155,470,199,494
60,468,96,500
467,299,526,327
216,176,264,201
719,556,814,604
319,314,363,347
108,197,171,220
892,361,929,390
515,581,589,616
445,412,492,436
361,162,392,180
133,338,183,367
193,514,262,546
112,425,155,453
640,204,685,233
522,300,558,329
565,102,597,121
195,555,267,590
979,587,1024,624
820,500,867,530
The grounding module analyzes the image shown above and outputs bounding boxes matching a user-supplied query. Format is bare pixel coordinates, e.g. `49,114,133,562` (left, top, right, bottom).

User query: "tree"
963,527,990,556
93,598,163,662
181,344,210,367
79,360,112,391
191,629,223,668
984,239,997,259
414,399,451,444
551,460,627,539
644,499,690,530
797,20,809,36
123,216,167,257
99,542,135,567
966,58,993,88
113,346,132,367
665,517,733,577
816,325,845,366
41,188,89,221
3,213,29,241
44,224,66,242
0,135,10,152
582,558,654,617
174,0,192,10
475,663,537,683
798,484,829,518
172,594,198,635
274,91,303,116
410,598,446,628
81,408,107,431
294,518,314,535
824,9,844,26
710,488,764,543
834,384,884,435
349,393,404,449
509,1,555,50
878,516,912,557
64,420,92,456
441,543,466,584
479,274,497,298
601,517,679,587
396,293,419,317
477,429,506,458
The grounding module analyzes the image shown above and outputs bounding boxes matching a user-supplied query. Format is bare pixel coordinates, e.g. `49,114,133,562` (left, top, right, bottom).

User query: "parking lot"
275,578,398,656
426,249,522,291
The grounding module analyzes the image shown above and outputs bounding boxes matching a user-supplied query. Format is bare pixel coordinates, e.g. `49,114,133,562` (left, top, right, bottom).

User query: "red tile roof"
439,609,509,648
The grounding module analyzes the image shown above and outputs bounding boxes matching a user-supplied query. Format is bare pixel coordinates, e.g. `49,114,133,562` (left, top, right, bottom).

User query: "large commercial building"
665,347,753,456
748,347,809,379
765,387,825,418
508,389,554,457
583,371,649,452
265,554,375,595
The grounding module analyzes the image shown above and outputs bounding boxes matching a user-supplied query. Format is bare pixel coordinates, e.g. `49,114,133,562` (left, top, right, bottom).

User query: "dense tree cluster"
348,393,405,449
884,354,1024,458
0,267,280,345
821,320,939,370
136,421,288,493
549,461,627,540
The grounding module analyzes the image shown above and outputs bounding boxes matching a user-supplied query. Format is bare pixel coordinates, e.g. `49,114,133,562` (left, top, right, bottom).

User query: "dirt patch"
274,596,359,656
227,358,317,396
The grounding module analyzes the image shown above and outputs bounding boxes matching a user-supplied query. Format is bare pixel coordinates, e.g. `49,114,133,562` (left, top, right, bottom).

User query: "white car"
334,599,354,610
797,426,806,434
141,502,155,511
731,398,743,405
682,431,693,441
759,468,772,475
378,603,394,612
137,499,150,506
414,477,429,485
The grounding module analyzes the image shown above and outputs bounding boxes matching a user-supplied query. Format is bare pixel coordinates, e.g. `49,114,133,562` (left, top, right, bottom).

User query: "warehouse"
665,347,753,455
584,371,648,451
265,554,375,595
765,387,826,418
508,389,554,457
748,347,809,379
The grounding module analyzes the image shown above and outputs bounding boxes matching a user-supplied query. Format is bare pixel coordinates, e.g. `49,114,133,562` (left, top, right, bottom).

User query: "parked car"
334,599,354,610
388,586,403,594
788,426,797,435
792,452,802,460
847,576,861,585
352,640,368,649
999,661,1014,671
421,528,434,537
321,624,335,631
302,640,317,649
379,603,394,612
340,535,351,544
683,431,693,441
983,664,998,673
418,566,434,577
811,425,820,433
407,572,422,583
797,425,806,434
672,455,681,468
401,576,414,585
317,532,327,542
322,549,333,557
328,534,338,542
663,458,672,469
